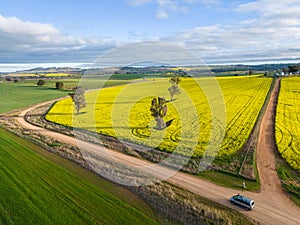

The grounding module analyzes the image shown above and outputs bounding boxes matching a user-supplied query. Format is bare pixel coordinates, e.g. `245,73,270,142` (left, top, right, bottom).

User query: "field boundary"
238,77,276,179
273,78,300,206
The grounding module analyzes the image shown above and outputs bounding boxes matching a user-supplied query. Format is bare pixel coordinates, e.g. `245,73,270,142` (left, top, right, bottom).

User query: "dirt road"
16,79,300,225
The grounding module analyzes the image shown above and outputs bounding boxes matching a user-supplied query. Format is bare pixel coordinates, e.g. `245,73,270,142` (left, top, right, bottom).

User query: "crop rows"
46,76,272,161
0,129,158,225
276,77,300,172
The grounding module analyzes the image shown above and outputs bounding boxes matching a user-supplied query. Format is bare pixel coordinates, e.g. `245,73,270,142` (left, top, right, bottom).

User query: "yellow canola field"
276,77,300,172
46,77,272,159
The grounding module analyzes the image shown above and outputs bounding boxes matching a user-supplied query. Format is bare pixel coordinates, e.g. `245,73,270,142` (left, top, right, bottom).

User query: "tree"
288,65,300,73
168,76,181,101
248,70,253,75
170,76,181,85
55,82,64,90
37,79,45,86
168,85,181,101
69,86,86,114
150,97,168,130
282,68,289,75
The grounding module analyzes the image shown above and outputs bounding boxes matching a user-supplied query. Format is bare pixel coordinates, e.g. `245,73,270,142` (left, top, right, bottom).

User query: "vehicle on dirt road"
230,194,255,210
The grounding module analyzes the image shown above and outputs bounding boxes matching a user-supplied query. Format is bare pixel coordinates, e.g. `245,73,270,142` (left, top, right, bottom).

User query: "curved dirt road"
16,79,300,225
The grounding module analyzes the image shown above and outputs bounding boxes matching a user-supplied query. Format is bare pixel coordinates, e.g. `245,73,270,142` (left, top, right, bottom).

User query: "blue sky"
1,0,300,65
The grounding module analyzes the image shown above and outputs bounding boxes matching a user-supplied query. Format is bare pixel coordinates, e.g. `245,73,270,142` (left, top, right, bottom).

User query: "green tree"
5,76,12,82
69,86,86,114
56,82,64,90
288,65,300,73
150,97,168,130
168,76,181,101
37,79,45,86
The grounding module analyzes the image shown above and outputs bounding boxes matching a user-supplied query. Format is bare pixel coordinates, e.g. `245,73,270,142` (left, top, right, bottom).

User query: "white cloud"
156,0,176,8
127,0,153,6
3,1,300,64
165,21,300,62
183,0,219,5
128,0,220,19
0,14,59,36
163,0,300,64
0,14,117,63
235,0,300,19
156,10,169,19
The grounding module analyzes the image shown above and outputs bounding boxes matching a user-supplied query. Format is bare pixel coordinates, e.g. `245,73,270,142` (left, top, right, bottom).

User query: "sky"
1,0,300,65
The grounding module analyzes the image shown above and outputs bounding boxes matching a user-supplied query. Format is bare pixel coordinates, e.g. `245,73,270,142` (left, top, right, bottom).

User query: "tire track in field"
221,80,268,151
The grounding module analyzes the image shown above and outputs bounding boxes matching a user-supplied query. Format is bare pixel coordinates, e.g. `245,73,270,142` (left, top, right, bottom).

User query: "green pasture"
0,78,131,114
0,82,67,114
0,128,159,225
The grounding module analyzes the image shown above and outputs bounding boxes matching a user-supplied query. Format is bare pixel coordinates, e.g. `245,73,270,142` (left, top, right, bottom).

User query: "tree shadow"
74,111,87,115
166,98,177,103
153,118,174,130
47,112,73,116
166,118,174,128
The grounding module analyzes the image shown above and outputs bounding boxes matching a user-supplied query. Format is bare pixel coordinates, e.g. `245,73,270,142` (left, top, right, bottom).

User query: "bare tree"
150,97,168,130
69,86,86,114
168,76,181,101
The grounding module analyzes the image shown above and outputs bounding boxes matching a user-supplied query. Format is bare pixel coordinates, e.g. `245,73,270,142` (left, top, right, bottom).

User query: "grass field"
0,79,130,114
0,82,68,114
46,76,272,163
198,170,260,191
0,128,159,225
275,77,300,172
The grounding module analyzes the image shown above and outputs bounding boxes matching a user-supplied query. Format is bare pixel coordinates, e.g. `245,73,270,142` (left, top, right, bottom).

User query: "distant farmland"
46,76,272,164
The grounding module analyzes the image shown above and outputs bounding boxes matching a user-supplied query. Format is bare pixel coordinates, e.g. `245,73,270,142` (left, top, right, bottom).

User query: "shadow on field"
166,119,174,127
21,86,55,90
80,126,126,130
74,112,87,115
166,98,177,102
47,112,73,116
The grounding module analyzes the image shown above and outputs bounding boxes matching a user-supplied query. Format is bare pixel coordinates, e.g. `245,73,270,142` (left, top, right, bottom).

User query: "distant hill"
2,63,299,77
